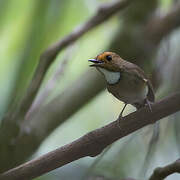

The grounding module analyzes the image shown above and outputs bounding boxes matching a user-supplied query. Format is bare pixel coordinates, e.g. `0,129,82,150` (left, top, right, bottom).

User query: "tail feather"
133,98,153,111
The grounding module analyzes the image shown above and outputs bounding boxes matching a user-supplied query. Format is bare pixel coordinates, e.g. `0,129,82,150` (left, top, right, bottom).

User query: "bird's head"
88,52,125,84
88,52,124,72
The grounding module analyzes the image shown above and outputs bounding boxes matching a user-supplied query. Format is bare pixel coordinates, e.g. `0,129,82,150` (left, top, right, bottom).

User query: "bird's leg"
145,98,153,112
118,103,127,128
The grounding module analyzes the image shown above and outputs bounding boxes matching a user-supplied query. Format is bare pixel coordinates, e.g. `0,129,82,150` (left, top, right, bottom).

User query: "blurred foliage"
0,0,119,179
0,0,180,180
0,0,118,118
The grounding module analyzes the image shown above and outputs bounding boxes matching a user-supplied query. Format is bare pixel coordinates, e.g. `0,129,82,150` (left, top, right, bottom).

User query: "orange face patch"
96,52,112,62
89,51,122,72
97,52,111,60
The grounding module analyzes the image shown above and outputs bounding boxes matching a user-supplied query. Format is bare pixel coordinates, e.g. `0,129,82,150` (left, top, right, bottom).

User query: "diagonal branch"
0,0,132,171
149,159,180,180
12,0,132,122
1,0,180,173
1,93,180,180
25,45,76,120
145,2,180,45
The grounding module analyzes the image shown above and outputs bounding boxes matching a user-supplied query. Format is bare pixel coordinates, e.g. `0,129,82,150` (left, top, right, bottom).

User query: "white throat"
98,67,120,84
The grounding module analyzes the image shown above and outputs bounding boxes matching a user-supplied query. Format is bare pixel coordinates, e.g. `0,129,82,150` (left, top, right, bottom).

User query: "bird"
88,52,155,125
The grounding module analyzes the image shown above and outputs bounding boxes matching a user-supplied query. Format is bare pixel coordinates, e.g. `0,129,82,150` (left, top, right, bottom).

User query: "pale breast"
97,67,120,85
97,67,148,104
107,72,148,104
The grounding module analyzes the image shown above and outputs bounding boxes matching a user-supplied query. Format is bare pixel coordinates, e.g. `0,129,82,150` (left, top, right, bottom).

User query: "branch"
85,133,137,179
21,70,106,141
145,2,180,45
149,159,180,180
1,93,180,180
1,0,180,173
25,45,75,120
13,0,131,121
0,0,131,171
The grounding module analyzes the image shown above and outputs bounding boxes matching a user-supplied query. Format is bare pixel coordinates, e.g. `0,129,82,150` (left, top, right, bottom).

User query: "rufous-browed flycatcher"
88,52,155,124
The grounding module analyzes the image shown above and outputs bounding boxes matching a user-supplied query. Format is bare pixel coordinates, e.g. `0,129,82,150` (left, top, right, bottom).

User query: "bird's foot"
117,103,127,129
145,99,153,112
117,114,123,129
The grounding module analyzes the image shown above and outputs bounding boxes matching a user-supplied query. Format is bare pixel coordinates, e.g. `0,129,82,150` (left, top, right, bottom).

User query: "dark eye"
106,55,112,61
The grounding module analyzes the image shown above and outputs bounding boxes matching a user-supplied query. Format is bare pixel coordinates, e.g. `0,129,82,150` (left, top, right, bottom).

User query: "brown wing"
122,62,155,102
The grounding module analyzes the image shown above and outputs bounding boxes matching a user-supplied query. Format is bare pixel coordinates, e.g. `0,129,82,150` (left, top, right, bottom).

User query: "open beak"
88,59,103,67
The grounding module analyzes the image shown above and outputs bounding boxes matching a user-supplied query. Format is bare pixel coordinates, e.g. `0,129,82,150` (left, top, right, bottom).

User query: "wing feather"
122,62,155,102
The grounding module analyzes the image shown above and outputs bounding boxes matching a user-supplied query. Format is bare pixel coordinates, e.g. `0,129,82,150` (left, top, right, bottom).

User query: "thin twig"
1,93,180,180
149,159,180,180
